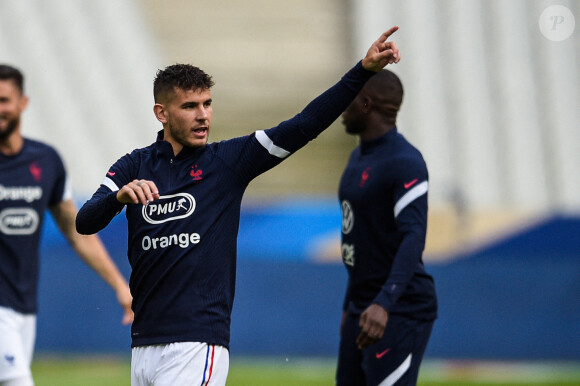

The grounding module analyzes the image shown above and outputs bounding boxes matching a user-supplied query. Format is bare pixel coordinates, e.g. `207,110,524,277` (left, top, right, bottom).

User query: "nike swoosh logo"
404,179,418,189
376,348,390,359
107,171,116,176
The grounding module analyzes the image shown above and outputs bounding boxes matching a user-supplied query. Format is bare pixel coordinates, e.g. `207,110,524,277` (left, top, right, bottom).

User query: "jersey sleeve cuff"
372,290,395,313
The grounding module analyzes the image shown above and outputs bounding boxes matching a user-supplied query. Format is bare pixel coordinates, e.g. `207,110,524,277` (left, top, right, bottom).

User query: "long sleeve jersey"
339,128,437,320
0,139,71,314
76,62,376,349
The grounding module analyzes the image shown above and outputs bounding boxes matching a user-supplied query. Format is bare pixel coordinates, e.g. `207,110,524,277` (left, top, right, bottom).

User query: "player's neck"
0,130,24,156
359,124,394,142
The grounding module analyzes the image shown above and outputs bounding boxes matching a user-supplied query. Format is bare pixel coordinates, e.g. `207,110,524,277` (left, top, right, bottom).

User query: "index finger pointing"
376,26,399,43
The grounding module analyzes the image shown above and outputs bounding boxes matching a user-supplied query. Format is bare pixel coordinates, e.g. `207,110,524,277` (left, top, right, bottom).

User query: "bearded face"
341,97,367,135
0,80,27,141
0,113,19,140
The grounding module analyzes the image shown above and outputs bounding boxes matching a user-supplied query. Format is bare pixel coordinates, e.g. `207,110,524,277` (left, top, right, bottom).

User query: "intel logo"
142,193,196,224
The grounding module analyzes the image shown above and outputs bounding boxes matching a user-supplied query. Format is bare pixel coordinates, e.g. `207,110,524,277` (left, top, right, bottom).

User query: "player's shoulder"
209,133,252,148
207,133,254,157
22,137,62,160
123,141,159,161
385,135,427,180
393,133,425,162
23,137,56,151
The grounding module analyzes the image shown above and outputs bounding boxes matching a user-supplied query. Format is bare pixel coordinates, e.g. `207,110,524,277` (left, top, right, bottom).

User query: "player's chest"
0,158,55,205
339,157,392,201
128,158,239,225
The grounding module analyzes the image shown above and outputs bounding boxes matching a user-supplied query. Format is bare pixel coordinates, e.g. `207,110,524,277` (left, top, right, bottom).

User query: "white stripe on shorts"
378,353,412,386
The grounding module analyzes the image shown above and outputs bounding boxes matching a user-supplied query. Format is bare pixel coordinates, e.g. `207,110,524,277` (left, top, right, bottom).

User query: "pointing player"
76,27,401,385
335,69,437,385
0,65,133,386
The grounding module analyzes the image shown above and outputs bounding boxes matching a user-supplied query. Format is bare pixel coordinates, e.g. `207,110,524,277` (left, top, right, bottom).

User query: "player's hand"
356,304,388,349
117,286,134,325
117,179,160,205
361,26,401,72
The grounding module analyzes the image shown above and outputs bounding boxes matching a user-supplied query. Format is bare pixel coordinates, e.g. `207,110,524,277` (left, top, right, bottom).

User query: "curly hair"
153,64,214,103
0,64,24,94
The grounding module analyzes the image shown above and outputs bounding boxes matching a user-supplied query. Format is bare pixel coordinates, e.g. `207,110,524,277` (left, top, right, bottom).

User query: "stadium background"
1,0,578,366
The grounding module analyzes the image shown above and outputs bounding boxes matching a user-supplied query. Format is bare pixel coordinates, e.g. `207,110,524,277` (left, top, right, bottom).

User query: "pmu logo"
0,208,39,235
142,193,196,224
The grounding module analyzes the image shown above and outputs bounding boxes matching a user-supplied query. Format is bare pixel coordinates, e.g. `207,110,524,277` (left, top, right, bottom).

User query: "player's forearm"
76,189,124,234
54,199,128,295
70,233,129,292
343,278,353,311
263,61,375,152
373,231,425,311
69,233,133,325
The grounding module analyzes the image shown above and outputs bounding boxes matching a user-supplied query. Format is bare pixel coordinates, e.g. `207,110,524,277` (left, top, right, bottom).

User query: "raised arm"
51,198,134,325
226,27,403,181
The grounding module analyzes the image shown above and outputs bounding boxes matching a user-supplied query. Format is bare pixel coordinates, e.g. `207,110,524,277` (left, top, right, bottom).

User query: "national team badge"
359,167,371,187
29,162,42,182
190,165,203,181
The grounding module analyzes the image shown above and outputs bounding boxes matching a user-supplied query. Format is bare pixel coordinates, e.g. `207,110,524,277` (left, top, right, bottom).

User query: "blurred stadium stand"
36,206,580,359
0,0,159,189
1,0,578,252
1,0,578,360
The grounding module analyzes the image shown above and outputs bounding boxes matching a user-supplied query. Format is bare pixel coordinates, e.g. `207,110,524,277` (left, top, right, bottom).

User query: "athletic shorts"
0,306,36,385
336,312,434,386
131,342,229,386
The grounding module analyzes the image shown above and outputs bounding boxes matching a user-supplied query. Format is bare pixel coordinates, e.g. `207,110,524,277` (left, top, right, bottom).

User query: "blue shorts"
336,312,434,386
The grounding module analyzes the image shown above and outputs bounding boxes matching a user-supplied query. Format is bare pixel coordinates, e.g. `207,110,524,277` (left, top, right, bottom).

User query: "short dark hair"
368,69,403,108
365,69,403,125
153,64,214,103
0,64,24,94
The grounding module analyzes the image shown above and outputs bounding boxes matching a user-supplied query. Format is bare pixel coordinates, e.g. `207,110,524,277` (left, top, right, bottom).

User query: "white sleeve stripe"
255,130,291,159
62,176,74,201
394,181,428,218
101,177,119,192
378,353,412,386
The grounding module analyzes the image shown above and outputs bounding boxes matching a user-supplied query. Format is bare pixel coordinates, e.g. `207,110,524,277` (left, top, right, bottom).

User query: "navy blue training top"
0,138,71,314
339,128,437,320
76,62,376,349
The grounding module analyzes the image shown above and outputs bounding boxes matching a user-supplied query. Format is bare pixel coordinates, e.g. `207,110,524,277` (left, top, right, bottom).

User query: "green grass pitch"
31,355,580,385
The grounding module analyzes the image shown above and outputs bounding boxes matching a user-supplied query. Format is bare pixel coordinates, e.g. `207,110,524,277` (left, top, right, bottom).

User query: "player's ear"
19,95,29,111
362,96,372,113
153,103,168,124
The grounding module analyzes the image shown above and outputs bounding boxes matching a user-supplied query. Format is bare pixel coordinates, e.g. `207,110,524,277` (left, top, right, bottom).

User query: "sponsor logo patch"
142,193,196,224
341,200,354,234
0,208,40,235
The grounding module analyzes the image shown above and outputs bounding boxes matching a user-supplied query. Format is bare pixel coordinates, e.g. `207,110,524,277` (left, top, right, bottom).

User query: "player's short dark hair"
153,64,214,103
366,69,404,124
370,69,403,108
0,64,25,94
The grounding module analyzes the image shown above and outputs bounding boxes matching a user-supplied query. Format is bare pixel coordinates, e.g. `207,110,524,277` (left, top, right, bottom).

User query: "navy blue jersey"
76,62,376,349
0,138,71,313
339,128,437,320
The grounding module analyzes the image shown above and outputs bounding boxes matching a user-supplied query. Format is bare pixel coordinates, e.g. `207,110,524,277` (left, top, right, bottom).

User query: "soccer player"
335,69,437,386
75,27,401,385
0,64,133,386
